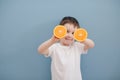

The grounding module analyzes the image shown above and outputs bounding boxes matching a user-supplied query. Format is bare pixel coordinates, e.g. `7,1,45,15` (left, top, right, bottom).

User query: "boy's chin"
65,41,74,46
60,40,74,46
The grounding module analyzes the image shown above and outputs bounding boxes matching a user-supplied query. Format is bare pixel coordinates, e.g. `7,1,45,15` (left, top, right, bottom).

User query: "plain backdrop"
0,0,120,80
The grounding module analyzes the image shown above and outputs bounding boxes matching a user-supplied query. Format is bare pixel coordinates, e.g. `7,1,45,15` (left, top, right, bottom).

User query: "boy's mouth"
65,38,73,41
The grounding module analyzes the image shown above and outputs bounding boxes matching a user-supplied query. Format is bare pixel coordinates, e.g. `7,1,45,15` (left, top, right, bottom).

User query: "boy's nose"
67,33,73,38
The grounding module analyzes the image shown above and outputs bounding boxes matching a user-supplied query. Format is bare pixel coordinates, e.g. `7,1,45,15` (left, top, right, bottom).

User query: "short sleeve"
44,44,56,57
75,42,88,54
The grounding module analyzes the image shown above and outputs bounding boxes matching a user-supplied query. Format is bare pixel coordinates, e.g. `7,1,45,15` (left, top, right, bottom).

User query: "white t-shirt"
45,42,87,80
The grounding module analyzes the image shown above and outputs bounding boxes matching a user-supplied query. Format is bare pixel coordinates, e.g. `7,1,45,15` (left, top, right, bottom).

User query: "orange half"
74,28,88,42
53,25,67,38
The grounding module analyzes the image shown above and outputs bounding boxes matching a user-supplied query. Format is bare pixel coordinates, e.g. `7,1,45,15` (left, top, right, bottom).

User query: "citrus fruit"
53,25,67,38
74,28,88,42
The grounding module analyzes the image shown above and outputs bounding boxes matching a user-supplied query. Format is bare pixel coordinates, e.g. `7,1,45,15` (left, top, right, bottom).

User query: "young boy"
38,16,95,80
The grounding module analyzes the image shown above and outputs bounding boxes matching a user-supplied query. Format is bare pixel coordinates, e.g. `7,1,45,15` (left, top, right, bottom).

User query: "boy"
38,16,95,80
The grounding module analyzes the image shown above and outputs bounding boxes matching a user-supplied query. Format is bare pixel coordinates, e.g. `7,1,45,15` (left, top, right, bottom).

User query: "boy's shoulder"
51,42,84,49
74,41,84,46
52,42,84,47
50,43,60,48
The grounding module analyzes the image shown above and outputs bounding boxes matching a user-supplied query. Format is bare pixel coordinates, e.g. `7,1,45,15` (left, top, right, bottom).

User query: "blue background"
0,0,120,80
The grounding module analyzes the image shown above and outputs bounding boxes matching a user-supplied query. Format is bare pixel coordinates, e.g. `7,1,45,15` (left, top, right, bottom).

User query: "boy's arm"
38,36,59,55
81,38,95,51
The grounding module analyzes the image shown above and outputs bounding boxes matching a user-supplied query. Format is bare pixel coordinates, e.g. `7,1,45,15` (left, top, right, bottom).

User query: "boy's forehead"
64,23,77,31
64,23,76,28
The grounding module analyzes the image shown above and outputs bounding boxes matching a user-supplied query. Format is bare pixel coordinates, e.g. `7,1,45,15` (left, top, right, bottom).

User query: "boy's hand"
51,35,60,43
